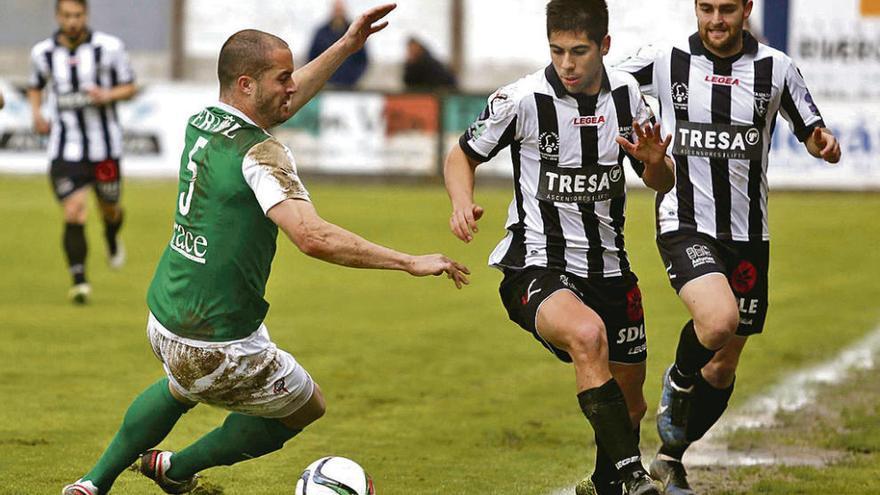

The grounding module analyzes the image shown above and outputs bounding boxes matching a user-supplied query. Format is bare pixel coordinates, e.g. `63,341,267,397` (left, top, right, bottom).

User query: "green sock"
166,413,301,480
83,378,192,493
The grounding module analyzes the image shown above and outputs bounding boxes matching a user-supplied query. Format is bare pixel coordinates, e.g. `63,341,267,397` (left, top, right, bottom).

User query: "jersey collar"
53,28,93,50
544,63,611,102
689,30,759,64
213,101,260,128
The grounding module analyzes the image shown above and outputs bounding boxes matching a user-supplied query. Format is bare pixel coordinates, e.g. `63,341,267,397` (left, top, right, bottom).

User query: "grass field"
1,175,878,495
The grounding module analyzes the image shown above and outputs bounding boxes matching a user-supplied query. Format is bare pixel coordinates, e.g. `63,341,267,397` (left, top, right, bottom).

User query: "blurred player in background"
445,1,675,493
62,4,471,495
0,88,5,109
28,0,137,304
617,0,840,492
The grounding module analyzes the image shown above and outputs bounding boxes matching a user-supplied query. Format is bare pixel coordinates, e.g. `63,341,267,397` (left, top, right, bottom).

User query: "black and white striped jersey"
616,32,824,241
459,65,652,279
30,30,135,163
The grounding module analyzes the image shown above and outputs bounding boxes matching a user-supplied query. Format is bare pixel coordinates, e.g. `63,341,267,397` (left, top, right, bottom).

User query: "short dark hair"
217,29,289,92
546,0,608,45
56,0,87,10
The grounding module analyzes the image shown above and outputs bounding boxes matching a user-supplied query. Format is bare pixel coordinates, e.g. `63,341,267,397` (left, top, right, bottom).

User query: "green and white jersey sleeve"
242,137,310,214
147,102,309,342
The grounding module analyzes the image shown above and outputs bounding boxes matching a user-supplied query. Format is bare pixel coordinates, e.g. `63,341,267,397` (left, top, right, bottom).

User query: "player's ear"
601,35,610,56
238,75,255,96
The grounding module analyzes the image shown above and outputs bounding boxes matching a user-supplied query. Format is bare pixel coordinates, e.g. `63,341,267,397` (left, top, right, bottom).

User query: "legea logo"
705,75,740,86
572,115,606,127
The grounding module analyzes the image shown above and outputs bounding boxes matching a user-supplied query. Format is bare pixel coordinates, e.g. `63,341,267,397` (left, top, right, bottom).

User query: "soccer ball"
295,456,375,495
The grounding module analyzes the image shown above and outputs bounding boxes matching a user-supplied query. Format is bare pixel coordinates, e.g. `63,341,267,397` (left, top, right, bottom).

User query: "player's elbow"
289,221,333,259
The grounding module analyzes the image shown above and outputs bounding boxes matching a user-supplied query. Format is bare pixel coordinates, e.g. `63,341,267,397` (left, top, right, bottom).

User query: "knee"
565,321,608,361
695,309,739,349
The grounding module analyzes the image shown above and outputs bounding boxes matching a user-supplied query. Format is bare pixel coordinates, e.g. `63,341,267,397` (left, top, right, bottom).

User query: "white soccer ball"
295,456,375,495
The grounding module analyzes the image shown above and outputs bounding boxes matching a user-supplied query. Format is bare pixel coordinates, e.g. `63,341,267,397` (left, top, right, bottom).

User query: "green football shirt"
147,103,310,341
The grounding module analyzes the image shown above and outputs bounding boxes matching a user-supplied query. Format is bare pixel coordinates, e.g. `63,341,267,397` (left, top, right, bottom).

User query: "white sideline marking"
548,324,880,493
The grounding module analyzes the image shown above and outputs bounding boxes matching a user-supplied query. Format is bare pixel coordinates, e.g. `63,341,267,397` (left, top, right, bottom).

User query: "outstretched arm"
616,121,674,193
268,198,469,288
289,3,395,115
805,127,841,164
444,144,484,243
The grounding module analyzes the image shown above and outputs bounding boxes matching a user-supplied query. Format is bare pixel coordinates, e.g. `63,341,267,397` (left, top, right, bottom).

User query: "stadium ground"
0,176,878,494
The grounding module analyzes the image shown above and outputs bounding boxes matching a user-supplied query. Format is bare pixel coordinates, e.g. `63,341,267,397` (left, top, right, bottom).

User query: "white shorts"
147,312,315,418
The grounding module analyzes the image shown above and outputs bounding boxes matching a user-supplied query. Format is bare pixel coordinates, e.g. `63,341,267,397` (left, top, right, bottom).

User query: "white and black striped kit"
460,65,652,279
617,32,824,241
30,30,135,162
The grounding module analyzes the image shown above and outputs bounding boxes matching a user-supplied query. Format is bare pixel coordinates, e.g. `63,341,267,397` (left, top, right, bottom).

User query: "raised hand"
407,254,471,289
449,203,484,243
615,121,672,168
341,3,396,54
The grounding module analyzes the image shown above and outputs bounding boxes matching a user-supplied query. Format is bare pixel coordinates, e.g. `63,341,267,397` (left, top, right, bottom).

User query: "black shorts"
50,158,122,203
657,231,769,336
499,267,647,364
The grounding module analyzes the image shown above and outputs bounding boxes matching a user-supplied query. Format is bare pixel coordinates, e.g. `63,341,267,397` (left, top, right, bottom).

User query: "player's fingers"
615,136,635,153
365,3,396,22
473,205,485,221
653,123,663,140
453,211,472,242
632,120,645,141
369,21,390,34
450,214,467,242
662,133,673,149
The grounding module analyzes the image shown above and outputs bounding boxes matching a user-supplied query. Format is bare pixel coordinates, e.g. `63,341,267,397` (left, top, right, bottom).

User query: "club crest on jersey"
754,91,771,118
705,75,740,86
672,82,689,110
539,131,560,161
572,115,606,127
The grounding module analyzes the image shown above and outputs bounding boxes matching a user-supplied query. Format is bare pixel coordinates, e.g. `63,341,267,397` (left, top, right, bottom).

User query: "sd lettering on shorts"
672,121,763,160
536,163,625,204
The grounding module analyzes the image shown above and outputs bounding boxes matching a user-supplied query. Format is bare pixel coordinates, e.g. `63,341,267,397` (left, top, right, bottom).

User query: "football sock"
591,437,619,492
103,209,124,256
166,413,301,480
671,320,717,388
83,378,192,493
64,222,87,285
687,373,735,443
578,379,646,480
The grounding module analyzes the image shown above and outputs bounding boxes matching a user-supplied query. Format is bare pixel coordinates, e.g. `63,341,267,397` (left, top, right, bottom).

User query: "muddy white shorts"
147,312,315,418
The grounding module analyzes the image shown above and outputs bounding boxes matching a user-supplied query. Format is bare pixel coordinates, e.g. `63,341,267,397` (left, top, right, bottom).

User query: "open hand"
407,254,470,289
615,121,672,168
342,3,396,53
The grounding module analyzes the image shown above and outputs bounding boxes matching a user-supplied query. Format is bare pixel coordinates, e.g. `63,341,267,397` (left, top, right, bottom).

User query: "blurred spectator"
307,0,369,88
0,88,4,110
404,37,457,91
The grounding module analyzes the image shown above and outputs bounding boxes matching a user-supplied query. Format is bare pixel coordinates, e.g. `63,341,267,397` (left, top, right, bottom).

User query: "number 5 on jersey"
178,136,209,216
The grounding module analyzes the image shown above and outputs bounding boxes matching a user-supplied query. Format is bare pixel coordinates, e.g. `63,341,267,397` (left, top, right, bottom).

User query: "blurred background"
1,0,878,184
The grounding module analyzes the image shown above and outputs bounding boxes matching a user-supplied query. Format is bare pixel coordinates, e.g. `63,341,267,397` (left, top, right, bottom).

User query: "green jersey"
147,103,310,341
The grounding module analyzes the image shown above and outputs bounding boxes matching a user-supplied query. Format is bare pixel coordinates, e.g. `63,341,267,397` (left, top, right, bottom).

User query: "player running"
445,1,675,493
616,1,841,493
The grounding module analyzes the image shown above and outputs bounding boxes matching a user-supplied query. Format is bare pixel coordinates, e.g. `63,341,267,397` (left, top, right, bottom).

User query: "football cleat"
650,456,696,495
68,283,92,305
622,472,660,495
61,479,99,495
108,241,126,270
656,366,693,449
138,450,198,494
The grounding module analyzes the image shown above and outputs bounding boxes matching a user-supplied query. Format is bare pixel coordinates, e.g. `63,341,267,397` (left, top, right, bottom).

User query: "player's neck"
219,95,267,129
702,35,744,59
58,31,88,50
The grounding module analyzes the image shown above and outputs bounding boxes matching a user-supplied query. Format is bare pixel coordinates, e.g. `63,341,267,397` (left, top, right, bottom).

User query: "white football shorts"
147,312,315,418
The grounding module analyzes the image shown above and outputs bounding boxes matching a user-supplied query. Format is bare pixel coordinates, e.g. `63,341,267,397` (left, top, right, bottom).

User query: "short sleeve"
29,45,49,90
110,40,135,85
242,138,311,214
615,45,660,97
458,88,519,163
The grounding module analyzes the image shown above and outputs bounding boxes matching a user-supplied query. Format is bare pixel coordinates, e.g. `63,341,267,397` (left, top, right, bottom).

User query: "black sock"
687,373,735,442
64,222,87,285
578,379,645,481
672,320,717,388
592,436,618,489
104,209,124,255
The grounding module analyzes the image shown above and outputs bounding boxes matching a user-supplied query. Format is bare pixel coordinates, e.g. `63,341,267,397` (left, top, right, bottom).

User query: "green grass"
0,176,878,494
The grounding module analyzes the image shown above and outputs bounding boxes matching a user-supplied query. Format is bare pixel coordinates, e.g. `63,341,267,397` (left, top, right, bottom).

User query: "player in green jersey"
62,5,470,495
